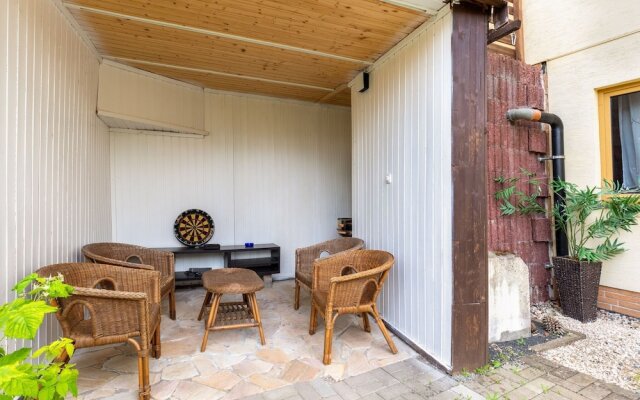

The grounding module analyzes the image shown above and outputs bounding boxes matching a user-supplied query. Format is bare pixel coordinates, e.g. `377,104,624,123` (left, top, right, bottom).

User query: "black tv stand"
153,243,280,287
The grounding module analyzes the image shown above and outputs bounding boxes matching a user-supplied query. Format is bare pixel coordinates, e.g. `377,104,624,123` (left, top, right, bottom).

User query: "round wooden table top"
202,268,264,294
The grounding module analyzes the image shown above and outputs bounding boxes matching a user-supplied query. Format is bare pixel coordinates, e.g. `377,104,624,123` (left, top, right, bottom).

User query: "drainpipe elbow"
506,108,542,123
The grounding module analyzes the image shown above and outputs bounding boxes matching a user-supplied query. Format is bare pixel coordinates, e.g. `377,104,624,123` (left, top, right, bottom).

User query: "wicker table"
198,268,266,352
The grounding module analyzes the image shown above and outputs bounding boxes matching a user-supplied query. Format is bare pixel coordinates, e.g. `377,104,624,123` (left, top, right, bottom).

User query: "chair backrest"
319,237,365,256
313,249,394,307
81,243,174,278
82,242,147,264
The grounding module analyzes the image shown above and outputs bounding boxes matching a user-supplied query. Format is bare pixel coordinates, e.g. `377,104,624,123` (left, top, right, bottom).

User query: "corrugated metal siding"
351,11,453,367
110,91,351,277
98,62,206,134
0,0,111,349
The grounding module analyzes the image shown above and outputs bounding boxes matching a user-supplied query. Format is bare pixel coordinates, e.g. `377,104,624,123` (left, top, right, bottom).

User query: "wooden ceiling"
63,0,433,106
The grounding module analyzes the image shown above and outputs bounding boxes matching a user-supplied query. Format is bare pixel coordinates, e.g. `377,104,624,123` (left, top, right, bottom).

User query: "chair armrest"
57,287,153,343
325,266,388,310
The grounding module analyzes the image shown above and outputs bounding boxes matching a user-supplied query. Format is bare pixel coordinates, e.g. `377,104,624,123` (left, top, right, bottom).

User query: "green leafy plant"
551,180,640,262
0,273,77,400
515,338,526,347
495,174,640,262
494,168,546,216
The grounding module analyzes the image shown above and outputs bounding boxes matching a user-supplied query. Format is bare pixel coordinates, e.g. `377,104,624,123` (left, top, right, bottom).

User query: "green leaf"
0,347,31,367
12,273,38,294
33,338,75,362
2,300,57,339
64,341,75,359
46,280,74,299
0,363,39,398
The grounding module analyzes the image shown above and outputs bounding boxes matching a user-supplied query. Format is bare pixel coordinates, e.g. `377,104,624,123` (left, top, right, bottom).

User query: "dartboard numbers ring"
174,209,215,247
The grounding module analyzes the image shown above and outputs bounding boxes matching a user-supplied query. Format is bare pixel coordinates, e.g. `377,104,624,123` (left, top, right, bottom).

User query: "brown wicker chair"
37,263,162,400
309,249,398,364
294,237,364,310
82,242,176,320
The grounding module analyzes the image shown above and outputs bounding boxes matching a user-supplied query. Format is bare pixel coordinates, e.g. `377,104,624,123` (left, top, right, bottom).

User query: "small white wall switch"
385,174,393,184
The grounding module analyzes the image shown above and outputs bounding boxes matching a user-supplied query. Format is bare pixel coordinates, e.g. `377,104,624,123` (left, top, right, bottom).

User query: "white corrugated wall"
98,62,207,134
0,0,111,349
110,90,352,277
351,10,453,367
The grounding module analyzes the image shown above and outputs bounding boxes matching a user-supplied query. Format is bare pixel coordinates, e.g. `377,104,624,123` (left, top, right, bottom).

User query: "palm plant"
551,180,640,262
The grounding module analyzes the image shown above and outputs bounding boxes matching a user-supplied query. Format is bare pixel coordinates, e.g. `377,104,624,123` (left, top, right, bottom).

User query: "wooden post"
514,0,525,61
450,3,489,373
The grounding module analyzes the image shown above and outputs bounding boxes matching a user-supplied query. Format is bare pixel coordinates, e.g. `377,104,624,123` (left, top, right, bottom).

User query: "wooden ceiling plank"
85,37,355,87
322,89,351,106
64,0,428,61
98,2,419,60
91,42,356,88
120,61,331,103
66,0,424,33
317,83,350,104
104,56,334,92
70,11,359,87
65,2,373,65
62,0,435,105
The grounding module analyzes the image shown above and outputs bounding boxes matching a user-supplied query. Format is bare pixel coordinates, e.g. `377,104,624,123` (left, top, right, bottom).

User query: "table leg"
201,293,221,352
248,293,266,345
198,291,212,321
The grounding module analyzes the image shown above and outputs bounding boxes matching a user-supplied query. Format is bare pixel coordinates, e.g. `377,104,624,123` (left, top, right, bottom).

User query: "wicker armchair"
309,250,398,364
82,242,176,320
36,263,162,400
294,237,364,310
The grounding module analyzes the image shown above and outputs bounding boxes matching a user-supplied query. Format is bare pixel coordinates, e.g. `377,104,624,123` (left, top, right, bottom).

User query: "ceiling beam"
103,57,335,92
64,3,373,66
487,20,521,44
379,1,441,15
317,84,349,104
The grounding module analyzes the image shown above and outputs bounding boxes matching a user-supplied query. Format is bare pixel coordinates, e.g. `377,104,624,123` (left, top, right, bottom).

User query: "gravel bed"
532,303,640,392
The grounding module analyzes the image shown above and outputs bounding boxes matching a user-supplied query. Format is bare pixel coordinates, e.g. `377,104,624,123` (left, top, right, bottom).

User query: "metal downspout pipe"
506,108,569,257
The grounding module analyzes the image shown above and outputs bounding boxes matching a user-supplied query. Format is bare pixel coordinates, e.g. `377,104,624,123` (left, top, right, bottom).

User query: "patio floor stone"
73,280,414,399
71,280,639,400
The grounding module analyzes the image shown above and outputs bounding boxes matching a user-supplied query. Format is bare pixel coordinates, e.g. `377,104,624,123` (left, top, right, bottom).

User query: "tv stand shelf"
153,243,280,287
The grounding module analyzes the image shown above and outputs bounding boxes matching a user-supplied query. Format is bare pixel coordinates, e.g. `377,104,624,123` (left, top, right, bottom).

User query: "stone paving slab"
252,355,639,400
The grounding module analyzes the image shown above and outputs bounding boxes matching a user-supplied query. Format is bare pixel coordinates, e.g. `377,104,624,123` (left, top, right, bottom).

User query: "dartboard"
173,209,215,247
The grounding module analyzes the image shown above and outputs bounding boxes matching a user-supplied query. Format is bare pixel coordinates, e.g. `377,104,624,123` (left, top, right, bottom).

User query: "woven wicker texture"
309,249,397,364
294,237,364,310
553,257,602,322
202,268,264,294
199,268,266,351
82,242,176,320
37,263,161,400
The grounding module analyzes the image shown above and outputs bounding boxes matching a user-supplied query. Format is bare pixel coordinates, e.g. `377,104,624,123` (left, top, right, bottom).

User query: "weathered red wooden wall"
486,52,551,303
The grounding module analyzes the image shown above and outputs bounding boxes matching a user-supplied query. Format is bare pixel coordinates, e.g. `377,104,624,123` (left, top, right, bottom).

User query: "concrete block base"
489,252,532,343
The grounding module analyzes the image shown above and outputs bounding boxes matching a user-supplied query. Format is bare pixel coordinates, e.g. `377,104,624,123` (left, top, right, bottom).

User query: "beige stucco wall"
523,0,640,65
545,32,640,292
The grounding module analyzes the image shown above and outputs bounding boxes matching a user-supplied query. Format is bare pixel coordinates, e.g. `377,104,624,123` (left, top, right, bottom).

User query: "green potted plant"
495,174,640,322
0,273,78,399
549,180,640,321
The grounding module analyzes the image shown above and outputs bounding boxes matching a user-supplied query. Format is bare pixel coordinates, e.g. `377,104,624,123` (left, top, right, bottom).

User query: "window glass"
610,90,640,191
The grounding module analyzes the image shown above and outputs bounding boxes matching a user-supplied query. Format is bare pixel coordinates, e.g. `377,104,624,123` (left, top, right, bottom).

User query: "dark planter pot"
552,256,602,322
